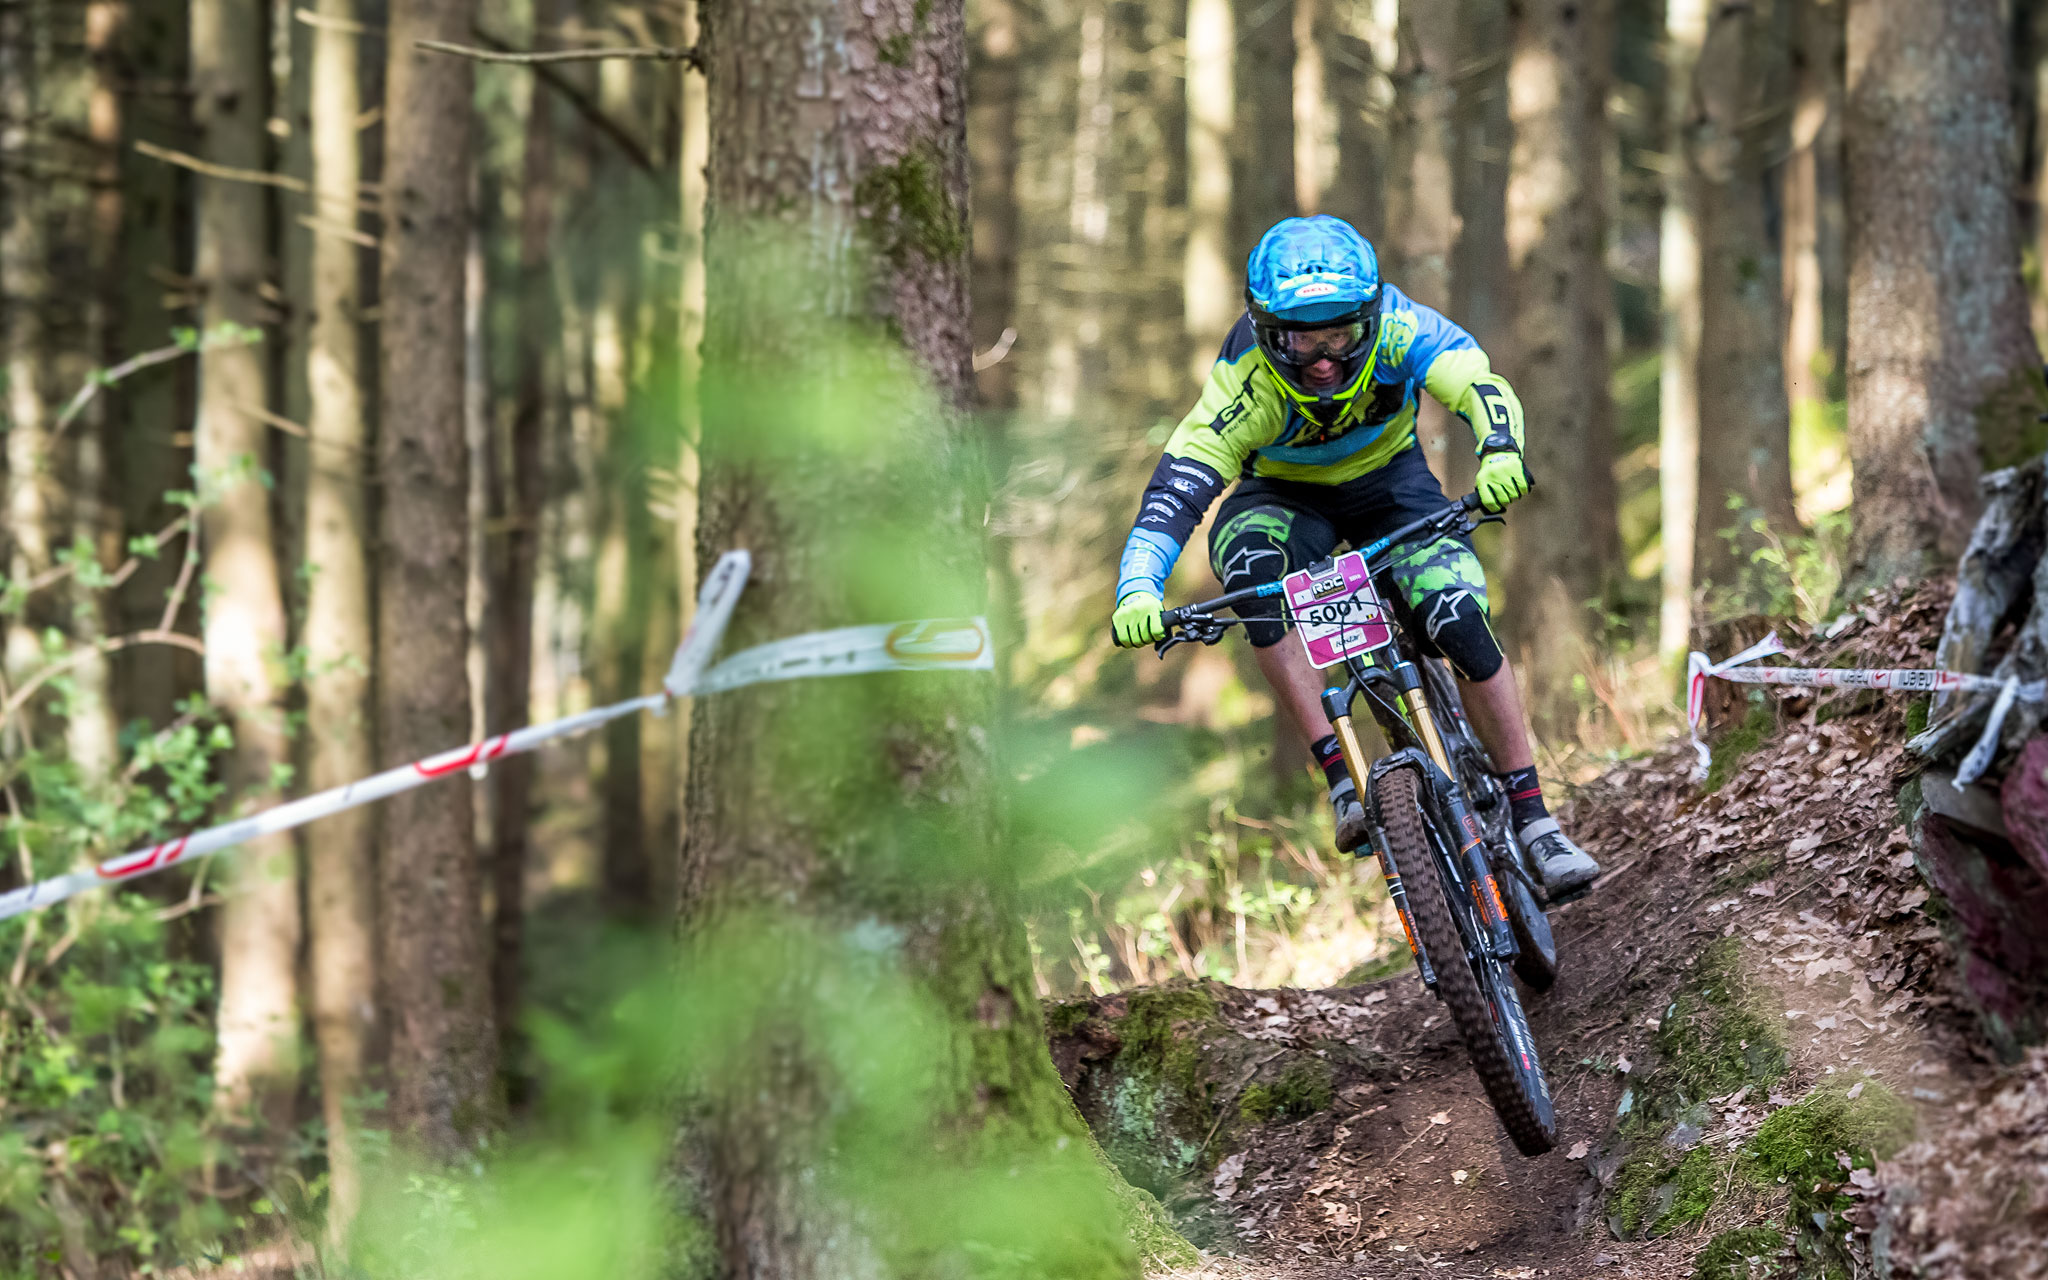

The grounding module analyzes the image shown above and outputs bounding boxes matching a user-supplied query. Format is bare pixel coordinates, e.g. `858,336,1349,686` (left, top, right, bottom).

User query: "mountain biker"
1109,215,1600,900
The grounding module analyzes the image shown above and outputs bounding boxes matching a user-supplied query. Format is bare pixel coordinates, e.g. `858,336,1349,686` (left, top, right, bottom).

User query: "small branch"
296,212,379,250
17,512,192,599
458,27,661,172
415,37,700,68
0,631,206,733
53,331,261,436
230,400,310,438
133,140,380,213
294,5,378,36
159,517,201,634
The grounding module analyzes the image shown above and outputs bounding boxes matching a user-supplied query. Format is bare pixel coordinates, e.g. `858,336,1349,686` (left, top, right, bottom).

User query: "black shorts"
1206,445,1502,680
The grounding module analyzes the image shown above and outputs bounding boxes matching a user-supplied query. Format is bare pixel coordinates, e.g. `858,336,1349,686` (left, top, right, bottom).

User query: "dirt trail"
1057,583,2035,1280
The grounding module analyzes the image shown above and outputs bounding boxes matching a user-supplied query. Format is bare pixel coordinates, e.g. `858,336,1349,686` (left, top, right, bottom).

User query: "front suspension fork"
1324,667,1517,964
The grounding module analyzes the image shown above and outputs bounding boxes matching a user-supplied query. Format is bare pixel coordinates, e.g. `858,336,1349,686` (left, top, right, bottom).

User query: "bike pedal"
1543,882,1593,908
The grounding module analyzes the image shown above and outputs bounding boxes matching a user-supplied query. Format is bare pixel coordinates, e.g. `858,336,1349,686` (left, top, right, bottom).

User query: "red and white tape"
1685,631,2041,785
0,551,994,922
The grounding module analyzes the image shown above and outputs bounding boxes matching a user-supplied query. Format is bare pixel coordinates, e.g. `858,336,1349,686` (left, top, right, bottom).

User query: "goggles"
1276,321,1371,366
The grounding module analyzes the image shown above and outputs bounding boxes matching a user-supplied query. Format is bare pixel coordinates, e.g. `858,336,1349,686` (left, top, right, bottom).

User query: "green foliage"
1711,507,1851,627
1609,1143,1721,1238
1744,1078,1913,1187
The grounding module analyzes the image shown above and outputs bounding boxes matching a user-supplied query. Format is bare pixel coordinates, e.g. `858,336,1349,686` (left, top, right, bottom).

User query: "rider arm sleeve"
1424,347,1527,454
1117,332,1282,602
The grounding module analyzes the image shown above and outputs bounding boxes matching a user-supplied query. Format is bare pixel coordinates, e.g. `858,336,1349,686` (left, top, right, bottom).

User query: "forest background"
0,0,2042,1272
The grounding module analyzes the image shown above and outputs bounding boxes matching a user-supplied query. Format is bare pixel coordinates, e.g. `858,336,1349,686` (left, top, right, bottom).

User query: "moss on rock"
1744,1077,1913,1187
1655,938,1788,1108
1691,1226,1789,1280
1237,1058,1334,1123
1609,1144,1723,1239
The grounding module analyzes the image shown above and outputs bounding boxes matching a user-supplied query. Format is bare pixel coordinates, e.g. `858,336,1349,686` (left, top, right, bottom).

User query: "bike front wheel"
1378,767,1556,1156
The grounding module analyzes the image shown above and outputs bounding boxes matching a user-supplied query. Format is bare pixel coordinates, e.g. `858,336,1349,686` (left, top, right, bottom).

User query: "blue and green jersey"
1117,284,1525,604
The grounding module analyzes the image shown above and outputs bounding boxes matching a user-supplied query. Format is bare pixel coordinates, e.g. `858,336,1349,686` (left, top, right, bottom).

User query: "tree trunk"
1183,0,1235,379
1449,0,1510,506
968,0,1023,410
303,0,374,1233
111,0,196,734
1844,0,2043,587
1322,0,1391,241
683,0,1143,1270
1390,0,1462,481
1659,0,1705,659
1502,0,1619,739
378,0,495,1157
1691,0,1799,591
1231,0,1297,252
1783,0,1838,418
194,0,303,1126
489,0,555,1058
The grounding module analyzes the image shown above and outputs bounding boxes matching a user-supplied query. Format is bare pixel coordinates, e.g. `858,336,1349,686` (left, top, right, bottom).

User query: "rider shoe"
1520,817,1600,902
1331,777,1369,853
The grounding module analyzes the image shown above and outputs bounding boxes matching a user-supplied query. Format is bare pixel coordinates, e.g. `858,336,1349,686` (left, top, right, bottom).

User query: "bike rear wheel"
1377,767,1556,1156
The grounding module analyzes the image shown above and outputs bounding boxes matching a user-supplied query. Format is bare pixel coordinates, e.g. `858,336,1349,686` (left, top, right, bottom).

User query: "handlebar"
1123,492,1493,654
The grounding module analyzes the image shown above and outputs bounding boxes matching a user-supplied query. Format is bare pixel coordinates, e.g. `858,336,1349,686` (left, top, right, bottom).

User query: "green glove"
1112,591,1166,648
1475,449,1532,514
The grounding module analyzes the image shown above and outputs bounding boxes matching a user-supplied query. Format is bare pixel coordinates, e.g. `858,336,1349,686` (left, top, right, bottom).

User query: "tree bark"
378,0,495,1157
1390,0,1462,481
683,0,1140,1270
488,0,555,1061
194,0,303,1126
1691,0,1799,591
1231,0,1297,252
111,0,197,733
968,0,1023,409
1782,0,1838,417
1450,0,1510,507
303,0,375,1233
1844,0,2043,587
1183,0,1235,380
1659,0,1706,659
1502,0,1619,739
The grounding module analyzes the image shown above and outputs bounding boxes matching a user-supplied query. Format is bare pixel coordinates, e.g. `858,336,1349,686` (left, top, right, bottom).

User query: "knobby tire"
1378,767,1556,1156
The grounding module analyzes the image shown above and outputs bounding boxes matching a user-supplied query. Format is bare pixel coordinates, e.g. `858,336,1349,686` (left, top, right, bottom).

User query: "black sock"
1311,734,1349,790
1497,765,1549,829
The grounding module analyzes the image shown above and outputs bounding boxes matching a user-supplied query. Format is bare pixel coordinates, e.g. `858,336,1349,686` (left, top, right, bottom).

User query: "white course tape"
692,617,993,694
0,552,992,923
1684,630,2044,784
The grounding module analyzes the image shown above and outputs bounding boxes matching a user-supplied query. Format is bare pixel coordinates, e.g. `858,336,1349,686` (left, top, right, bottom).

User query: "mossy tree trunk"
681,0,1150,1273
1843,0,2043,588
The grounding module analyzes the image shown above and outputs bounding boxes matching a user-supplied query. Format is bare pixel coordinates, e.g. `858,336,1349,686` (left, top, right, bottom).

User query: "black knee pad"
1413,588,1504,682
1209,510,1301,648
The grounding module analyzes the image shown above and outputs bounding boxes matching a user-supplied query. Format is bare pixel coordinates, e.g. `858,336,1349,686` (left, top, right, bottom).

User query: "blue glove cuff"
1117,529,1182,602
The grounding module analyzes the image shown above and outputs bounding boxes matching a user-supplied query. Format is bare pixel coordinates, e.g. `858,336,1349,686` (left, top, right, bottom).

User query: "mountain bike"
1148,493,1558,1156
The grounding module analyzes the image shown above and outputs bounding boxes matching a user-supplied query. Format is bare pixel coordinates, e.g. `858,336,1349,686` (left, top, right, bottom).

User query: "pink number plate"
1282,551,1393,668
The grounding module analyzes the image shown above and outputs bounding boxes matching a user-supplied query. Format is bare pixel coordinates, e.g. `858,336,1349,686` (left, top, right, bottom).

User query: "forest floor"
1056,581,2048,1280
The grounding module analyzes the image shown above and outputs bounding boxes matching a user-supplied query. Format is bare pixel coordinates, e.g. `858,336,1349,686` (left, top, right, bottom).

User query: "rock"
1999,736,2048,884
1916,814,2048,1055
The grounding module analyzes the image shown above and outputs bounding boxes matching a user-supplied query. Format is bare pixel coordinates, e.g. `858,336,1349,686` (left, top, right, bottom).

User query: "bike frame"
1148,493,1521,992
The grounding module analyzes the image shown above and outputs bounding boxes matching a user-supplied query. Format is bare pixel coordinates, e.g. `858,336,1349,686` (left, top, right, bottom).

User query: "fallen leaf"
1452,1168,1469,1184
1846,1080,1865,1100
1365,990,1388,1004
1616,1055,1633,1074
1815,1015,1839,1031
1429,1110,1450,1126
1748,879,1779,897
1567,1140,1590,1159
1212,1152,1244,1200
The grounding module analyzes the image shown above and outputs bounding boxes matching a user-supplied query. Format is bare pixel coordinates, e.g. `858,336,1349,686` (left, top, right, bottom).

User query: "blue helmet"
1244,216,1384,424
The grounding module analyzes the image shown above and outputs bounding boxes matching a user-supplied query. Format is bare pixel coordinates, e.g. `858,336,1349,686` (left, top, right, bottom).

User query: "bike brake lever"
1154,633,1193,658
